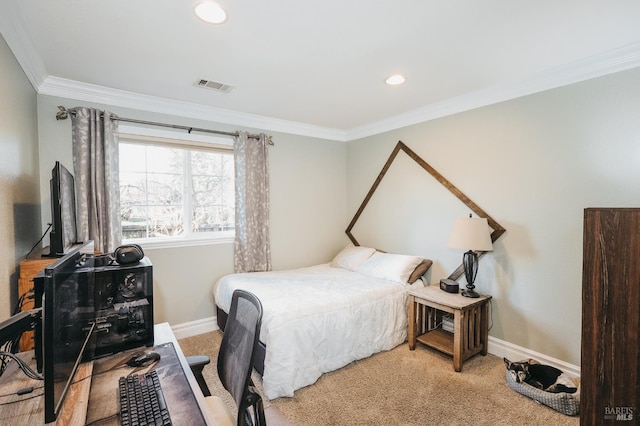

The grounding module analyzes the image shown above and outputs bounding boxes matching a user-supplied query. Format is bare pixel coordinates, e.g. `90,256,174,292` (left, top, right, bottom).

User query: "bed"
213,245,432,400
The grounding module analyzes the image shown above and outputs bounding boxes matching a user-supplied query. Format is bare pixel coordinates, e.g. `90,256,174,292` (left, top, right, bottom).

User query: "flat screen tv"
42,242,96,423
48,161,81,257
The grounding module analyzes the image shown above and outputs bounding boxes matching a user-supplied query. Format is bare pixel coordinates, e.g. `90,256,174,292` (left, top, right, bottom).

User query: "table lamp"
447,214,493,298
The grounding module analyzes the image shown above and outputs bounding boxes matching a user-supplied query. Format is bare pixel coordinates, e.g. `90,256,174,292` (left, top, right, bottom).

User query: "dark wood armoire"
581,208,640,424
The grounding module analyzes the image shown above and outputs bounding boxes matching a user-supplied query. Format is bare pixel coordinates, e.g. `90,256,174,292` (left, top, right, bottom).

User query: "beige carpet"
179,331,579,426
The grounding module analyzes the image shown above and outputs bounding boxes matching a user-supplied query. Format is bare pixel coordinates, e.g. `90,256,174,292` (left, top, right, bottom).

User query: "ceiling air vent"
195,78,234,93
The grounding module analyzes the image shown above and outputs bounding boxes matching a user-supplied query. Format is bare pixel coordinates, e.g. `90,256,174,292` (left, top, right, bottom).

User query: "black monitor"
0,311,36,351
41,242,96,423
48,161,81,257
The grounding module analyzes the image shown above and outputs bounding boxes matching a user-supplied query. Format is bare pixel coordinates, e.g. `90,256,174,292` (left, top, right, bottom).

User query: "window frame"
117,125,235,249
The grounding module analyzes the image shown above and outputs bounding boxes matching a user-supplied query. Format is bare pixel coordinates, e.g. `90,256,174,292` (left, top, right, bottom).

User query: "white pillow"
355,252,423,284
330,245,376,271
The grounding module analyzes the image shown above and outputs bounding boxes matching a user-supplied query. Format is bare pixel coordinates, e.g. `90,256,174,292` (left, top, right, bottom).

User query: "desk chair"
189,289,265,426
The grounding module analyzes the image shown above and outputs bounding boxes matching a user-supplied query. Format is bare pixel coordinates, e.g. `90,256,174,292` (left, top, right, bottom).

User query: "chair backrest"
217,289,264,425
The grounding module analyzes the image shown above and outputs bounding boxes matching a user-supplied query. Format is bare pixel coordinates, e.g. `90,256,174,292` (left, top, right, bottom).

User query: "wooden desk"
0,323,217,425
408,285,491,372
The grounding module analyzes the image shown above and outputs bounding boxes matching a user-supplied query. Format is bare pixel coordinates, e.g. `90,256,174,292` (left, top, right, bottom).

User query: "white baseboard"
170,316,219,340
487,335,581,378
169,316,581,378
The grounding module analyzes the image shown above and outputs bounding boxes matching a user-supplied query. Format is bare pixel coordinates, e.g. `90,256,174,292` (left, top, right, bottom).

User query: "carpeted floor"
179,331,579,426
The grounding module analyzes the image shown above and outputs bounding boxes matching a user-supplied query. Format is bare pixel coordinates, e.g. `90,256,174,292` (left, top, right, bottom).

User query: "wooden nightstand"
408,285,491,372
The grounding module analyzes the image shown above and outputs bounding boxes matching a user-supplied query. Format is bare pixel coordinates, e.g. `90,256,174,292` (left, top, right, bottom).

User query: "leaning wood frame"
345,141,506,281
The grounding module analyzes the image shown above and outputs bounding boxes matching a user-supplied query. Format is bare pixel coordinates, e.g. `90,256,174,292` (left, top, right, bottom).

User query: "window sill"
123,235,234,250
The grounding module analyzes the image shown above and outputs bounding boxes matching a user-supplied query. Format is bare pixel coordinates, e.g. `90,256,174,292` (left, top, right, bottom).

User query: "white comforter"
213,263,422,400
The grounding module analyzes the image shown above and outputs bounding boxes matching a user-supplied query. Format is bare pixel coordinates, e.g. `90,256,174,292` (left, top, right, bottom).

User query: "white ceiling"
2,1,640,141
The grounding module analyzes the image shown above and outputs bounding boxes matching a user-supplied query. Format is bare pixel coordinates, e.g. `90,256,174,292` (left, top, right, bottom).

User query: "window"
118,129,235,247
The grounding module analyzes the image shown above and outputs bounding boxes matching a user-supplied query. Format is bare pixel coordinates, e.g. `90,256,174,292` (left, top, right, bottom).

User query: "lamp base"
461,288,480,298
461,250,481,298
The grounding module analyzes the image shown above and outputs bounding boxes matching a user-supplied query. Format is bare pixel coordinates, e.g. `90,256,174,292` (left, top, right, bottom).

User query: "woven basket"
505,370,580,416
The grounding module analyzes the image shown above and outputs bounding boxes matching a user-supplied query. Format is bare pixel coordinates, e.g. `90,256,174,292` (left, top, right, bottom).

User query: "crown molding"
39,76,348,142
0,2,48,90
0,1,347,141
347,41,640,141
3,1,639,143
44,40,640,142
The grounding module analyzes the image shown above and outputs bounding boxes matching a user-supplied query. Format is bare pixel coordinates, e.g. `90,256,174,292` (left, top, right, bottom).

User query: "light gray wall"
347,67,640,366
0,34,41,320
36,94,348,325
7,31,640,367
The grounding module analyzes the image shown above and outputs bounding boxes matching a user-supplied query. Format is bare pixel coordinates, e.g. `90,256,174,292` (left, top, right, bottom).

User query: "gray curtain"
234,131,271,272
71,107,121,254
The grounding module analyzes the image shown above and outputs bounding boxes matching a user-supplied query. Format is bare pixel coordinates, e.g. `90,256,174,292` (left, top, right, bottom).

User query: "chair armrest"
186,355,211,397
186,355,211,369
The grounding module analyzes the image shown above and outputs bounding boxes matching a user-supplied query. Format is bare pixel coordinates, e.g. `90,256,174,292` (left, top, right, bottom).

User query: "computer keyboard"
118,370,172,426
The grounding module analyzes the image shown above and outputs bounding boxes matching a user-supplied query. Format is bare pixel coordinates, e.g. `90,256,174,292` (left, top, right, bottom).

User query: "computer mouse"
126,351,161,367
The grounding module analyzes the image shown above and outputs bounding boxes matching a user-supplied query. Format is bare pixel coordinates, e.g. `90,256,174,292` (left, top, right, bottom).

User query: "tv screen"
42,243,96,423
48,161,80,257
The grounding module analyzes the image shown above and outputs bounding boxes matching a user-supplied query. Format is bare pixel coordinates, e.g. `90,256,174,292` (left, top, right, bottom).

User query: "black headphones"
89,244,145,267
113,244,145,265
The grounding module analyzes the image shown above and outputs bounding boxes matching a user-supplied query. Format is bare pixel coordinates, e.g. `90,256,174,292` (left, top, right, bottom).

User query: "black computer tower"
92,257,154,356
33,253,154,373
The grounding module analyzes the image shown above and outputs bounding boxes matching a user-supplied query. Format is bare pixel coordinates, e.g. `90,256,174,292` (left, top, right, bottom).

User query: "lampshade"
447,216,493,251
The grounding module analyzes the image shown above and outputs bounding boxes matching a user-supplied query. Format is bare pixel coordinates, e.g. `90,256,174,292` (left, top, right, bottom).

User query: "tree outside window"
119,140,234,242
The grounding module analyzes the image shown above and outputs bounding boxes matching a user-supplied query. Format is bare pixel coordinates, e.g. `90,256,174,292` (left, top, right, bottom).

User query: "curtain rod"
55,106,274,145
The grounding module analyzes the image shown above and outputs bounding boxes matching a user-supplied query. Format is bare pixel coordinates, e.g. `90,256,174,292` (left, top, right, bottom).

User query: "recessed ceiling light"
195,2,227,24
385,74,406,86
